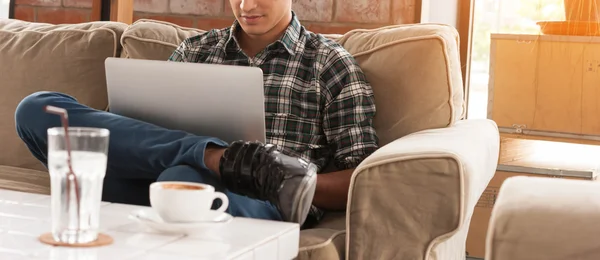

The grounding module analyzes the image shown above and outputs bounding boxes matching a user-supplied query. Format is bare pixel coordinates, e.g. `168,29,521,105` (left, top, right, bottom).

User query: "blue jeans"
14,91,282,221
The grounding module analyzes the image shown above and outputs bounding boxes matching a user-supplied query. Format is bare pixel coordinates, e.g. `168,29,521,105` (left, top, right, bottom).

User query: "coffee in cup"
160,183,205,190
149,181,229,223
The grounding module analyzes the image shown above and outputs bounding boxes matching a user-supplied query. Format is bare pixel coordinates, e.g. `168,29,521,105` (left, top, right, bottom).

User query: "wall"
13,0,417,34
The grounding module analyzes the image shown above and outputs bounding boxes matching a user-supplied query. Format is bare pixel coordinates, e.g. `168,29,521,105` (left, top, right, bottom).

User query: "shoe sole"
290,163,318,224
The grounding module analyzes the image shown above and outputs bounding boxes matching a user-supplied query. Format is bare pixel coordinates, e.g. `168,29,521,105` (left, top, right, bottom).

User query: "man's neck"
237,12,292,58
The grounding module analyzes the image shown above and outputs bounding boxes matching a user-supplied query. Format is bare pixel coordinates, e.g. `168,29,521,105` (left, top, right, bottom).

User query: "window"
467,0,566,119
0,0,10,19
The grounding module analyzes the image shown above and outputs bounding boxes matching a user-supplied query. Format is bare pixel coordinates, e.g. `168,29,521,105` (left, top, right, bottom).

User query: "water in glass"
47,127,109,244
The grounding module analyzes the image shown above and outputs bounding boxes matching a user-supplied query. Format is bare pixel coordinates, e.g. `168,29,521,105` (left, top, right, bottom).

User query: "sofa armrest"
346,119,500,260
486,176,600,260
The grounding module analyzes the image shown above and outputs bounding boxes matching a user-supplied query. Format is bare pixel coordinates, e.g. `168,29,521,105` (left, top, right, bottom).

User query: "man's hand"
313,168,355,210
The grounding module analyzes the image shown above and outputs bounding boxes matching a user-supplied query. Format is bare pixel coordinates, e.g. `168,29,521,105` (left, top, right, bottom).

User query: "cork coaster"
39,233,113,247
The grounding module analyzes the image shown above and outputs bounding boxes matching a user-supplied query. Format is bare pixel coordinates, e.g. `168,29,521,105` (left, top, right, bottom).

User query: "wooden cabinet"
489,33,600,140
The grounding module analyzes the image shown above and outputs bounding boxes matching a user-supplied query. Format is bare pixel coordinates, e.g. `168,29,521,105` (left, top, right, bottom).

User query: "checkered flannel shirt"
168,13,379,171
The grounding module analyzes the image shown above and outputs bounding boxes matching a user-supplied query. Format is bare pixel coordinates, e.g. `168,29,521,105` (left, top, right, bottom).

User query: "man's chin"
240,27,269,37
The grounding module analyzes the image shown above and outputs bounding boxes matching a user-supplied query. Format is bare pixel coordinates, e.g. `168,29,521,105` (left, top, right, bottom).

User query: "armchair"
486,176,600,260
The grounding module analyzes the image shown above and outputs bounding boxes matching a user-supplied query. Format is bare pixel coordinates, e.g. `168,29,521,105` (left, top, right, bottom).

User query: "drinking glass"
47,127,110,244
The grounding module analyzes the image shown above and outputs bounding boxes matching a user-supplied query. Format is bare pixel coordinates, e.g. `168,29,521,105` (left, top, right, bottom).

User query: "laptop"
104,57,266,143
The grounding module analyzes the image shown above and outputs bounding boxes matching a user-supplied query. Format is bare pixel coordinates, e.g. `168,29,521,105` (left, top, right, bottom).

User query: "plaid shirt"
168,13,378,171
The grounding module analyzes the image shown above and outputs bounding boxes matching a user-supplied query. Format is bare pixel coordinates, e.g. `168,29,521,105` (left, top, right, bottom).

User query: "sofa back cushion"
337,24,465,145
0,19,127,170
121,19,204,60
121,20,464,147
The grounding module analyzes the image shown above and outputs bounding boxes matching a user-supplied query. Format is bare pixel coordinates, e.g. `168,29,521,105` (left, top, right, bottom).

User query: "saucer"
128,208,233,234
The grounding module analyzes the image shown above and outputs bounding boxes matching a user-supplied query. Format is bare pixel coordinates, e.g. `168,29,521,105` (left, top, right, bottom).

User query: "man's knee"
15,91,75,133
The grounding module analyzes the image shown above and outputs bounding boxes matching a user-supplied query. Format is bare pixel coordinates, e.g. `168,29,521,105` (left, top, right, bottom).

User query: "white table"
0,189,299,259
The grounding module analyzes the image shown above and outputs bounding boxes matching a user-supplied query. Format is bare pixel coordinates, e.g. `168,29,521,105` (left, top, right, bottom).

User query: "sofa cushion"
121,19,205,60
298,212,346,260
298,229,345,260
337,24,465,145
122,20,465,147
0,19,128,171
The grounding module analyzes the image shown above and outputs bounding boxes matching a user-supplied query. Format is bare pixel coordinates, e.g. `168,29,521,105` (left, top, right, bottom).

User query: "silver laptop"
104,57,266,143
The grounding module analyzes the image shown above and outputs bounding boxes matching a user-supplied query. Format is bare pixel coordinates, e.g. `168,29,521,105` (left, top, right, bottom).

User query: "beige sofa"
0,18,500,260
486,176,600,260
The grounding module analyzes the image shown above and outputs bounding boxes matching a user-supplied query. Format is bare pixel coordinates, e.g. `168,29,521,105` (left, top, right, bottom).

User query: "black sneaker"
301,205,326,229
219,141,318,224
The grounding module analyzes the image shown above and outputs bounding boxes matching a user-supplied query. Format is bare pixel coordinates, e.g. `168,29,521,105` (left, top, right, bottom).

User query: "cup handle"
213,192,229,212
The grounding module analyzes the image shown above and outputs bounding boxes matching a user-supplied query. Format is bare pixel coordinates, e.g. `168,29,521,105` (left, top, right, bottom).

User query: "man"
14,0,378,226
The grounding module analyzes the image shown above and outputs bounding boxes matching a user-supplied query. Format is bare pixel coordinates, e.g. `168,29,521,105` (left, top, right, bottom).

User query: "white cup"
149,181,229,223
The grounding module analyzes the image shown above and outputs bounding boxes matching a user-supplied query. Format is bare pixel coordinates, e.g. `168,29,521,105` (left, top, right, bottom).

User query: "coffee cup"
149,181,229,223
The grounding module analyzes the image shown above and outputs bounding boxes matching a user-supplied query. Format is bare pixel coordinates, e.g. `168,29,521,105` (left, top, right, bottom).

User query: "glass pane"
0,0,9,19
467,0,566,119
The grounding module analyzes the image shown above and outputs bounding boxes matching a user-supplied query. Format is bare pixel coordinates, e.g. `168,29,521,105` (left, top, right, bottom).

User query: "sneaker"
301,205,326,229
219,141,318,224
